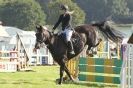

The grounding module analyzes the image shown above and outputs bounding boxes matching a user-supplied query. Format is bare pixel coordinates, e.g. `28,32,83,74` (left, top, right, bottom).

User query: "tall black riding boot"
67,41,75,55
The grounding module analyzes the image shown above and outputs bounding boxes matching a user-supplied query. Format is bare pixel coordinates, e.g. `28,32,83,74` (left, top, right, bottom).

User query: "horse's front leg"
58,62,65,84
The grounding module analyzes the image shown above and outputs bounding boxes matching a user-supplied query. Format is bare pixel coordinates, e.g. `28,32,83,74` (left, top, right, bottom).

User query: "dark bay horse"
34,21,123,84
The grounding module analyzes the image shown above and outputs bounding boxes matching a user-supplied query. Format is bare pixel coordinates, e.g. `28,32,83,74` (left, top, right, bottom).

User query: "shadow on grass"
18,70,36,72
60,80,119,88
0,81,40,85
73,82,117,88
0,79,54,85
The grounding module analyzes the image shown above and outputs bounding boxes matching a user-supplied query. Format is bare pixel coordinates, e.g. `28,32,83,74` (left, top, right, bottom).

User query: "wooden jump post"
16,33,31,71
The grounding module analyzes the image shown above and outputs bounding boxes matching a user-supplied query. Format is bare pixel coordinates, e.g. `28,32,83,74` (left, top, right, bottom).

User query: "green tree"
74,0,133,23
127,0,133,16
75,0,113,23
110,0,132,23
45,0,85,27
0,0,5,19
111,0,129,16
0,0,46,31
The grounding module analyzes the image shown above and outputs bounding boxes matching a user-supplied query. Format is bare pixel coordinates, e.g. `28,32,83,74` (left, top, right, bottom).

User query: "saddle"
58,31,81,47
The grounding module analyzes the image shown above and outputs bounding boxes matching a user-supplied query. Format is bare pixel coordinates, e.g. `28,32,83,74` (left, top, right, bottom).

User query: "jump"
34,19,124,84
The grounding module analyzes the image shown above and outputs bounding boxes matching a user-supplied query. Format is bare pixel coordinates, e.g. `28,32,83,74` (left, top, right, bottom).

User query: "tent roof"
4,26,23,36
0,26,10,37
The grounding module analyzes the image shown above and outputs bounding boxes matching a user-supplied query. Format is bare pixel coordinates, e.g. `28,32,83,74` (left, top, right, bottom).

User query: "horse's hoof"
56,79,60,84
58,81,62,85
67,78,79,84
89,54,93,57
72,78,79,83
56,78,62,85
63,77,68,82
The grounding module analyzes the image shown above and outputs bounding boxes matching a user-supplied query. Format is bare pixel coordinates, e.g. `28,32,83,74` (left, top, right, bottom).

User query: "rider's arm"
53,14,63,30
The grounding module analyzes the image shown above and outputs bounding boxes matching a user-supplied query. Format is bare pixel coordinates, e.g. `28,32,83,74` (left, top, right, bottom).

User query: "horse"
34,21,123,84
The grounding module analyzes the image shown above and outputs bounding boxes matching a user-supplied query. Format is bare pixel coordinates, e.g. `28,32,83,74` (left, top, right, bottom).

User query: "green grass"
0,66,119,88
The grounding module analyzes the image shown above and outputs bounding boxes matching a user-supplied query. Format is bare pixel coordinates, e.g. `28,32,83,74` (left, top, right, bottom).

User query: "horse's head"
34,25,50,49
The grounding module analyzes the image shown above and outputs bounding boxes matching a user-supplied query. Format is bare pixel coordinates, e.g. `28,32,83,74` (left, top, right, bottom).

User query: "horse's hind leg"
64,65,74,81
86,38,102,56
92,38,102,47
86,46,93,56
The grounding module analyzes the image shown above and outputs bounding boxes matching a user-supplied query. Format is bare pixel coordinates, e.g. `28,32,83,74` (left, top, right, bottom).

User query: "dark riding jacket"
53,13,72,30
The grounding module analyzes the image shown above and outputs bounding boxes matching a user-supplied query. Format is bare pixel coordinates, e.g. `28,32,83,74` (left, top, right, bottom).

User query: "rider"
52,4,75,55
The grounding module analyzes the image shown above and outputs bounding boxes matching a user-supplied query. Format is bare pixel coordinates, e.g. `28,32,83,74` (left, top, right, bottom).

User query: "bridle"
35,32,45,44
35,29,54,47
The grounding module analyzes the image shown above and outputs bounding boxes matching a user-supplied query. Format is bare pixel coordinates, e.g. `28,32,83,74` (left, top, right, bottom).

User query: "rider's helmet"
60,4,69,11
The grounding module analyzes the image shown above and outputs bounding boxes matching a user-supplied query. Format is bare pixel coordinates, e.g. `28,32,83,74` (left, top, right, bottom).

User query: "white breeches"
62,27,73,41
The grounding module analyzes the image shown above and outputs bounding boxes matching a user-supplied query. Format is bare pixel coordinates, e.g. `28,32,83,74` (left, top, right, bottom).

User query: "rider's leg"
65,28,75,55
67,41,75,54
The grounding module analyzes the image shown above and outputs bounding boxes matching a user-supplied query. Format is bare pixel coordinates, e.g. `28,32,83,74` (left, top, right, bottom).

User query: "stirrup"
69,50,75,55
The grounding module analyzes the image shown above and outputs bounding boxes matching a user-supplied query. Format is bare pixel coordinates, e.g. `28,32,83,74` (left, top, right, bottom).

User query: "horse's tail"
92,23,124,43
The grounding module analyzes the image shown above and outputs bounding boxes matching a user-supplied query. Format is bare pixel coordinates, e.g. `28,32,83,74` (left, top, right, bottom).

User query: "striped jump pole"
79,57,122,84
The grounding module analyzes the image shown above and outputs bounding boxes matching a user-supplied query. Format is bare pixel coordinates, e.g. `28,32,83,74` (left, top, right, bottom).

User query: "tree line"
75,0,133,24
0,0,133,31
0,0,85,31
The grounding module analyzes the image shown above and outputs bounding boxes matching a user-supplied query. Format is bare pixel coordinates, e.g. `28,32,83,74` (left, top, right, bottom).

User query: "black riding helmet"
60,4,69,10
